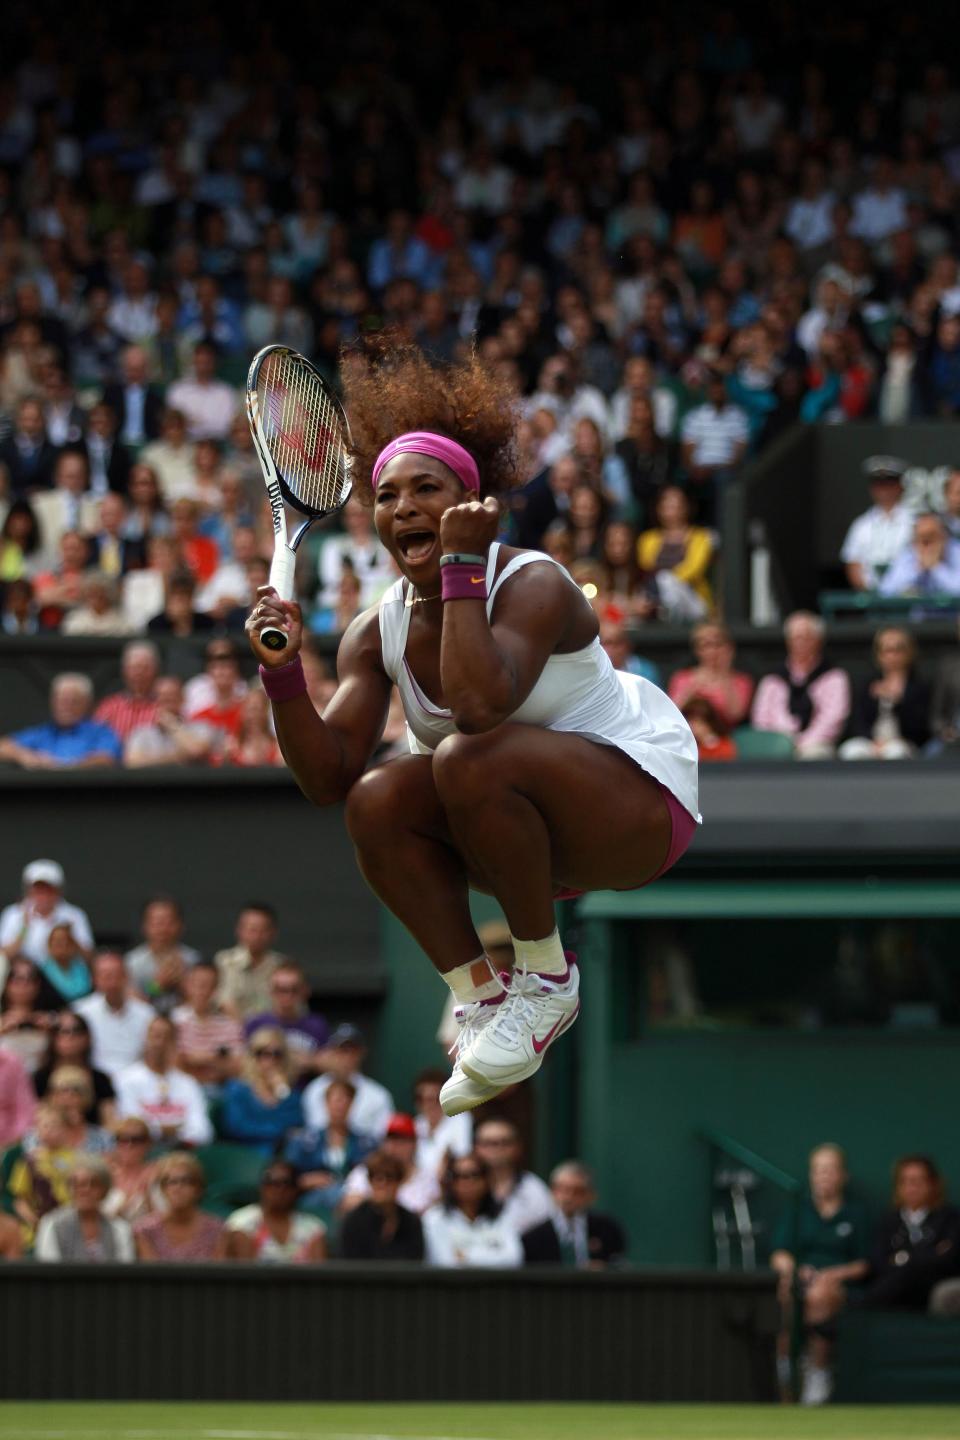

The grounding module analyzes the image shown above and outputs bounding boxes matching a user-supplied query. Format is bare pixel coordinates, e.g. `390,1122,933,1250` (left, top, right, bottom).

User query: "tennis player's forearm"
440,605,517,731
271,696,352,804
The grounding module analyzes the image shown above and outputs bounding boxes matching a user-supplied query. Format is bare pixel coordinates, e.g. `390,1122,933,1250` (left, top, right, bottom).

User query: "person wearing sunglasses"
422,1152,522,1268
338,1150,424,1262
134,1151,235,1261
220,1026,304,1155
33,1011,117,1128
115,1015,213,1147
0,956,62,1075
103,1118,161,1225
242,963,330,1080
226,1159,327,1264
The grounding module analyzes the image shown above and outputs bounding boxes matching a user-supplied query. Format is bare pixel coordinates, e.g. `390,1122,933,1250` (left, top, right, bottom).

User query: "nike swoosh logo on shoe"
532,1006,576,1054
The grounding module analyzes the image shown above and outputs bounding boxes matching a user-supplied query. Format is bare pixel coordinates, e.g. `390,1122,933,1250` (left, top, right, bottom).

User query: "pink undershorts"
555,779,697,902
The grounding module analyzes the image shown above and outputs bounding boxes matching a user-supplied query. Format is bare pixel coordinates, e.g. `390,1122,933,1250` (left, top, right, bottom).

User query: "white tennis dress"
378,543,700,821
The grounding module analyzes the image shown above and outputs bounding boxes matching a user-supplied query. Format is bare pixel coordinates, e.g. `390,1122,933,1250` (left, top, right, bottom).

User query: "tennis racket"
245,344,352,652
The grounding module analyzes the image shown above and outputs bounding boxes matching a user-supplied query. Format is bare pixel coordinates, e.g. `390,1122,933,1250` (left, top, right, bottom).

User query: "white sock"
443,954,505,1004
512,928,568,977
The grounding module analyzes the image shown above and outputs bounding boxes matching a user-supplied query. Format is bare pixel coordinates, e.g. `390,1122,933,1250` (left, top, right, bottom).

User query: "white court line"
4,1430,503,1440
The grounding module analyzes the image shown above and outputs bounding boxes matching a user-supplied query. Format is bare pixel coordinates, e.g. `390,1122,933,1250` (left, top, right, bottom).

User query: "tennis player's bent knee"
432,732,500,807
344,767,409,846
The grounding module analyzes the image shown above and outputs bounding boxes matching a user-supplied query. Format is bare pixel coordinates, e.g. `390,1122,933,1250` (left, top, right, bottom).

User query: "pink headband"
371,431,480,493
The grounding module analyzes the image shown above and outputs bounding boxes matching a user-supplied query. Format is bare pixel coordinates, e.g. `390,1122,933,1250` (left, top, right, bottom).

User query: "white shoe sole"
440,1077,505,1116
461,999,580,1088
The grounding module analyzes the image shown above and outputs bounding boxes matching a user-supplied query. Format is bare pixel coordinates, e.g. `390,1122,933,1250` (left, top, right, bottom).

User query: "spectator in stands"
769,1142,869,1406
243,963,330,1078
682,696,738,762
87,492,146,577
34,1013,116,1127
166,341,239,441
0,397,57,496
0,673,122,771
214,903,287,1020
183,637,248,718
0,859,94,975
752,612,851,759
839,627,932,760
316,497,395,610
879,512,960,601
637,486,714,620
116,1016,213,1148
60,574,131,637
81,401,132,497
32,530,93,626
1,577,39,635
598,618,661,687
37,923,91,1005
141,409,196,503
523,1160,628,1268
668,621,755,728
0,1044,36,1147
9,1103,74,1235
74,951,154,1083
103,345,165,450
35,1154,135,1262
940,470,960,542
341,1112,440,1216
189,639,247,741
124,464,171,545
925,315,960,417
220,1026,303,1154
93,642,161,744
146,568,216,637
1,498,43,580
102,1117,159,1226
302,1024,394,1144
338,1150,424,1261
859,1155,960,1310
679,370,749,523
123,676,216,768
135,1151,232,1261
217,687,283,767
125,896,201,1015
36,1066,113,1156
412,1067,472,1180
840,456,915,592
423,1152,523,1268
226,1159,328,1263
169,499,219,586
599,521,658,624
172,961,244,1088
473,1119,553,1235
0,957,61,1074
285,1078,375,1219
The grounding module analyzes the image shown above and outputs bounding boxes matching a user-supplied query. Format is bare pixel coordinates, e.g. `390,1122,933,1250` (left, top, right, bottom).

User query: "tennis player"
247,347,699,1116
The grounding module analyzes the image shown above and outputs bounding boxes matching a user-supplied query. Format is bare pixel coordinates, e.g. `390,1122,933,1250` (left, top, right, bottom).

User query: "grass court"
2,1404,959,1440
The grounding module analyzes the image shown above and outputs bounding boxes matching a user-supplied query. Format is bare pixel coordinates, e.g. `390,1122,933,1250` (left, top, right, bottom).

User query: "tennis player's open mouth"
396,531,436,563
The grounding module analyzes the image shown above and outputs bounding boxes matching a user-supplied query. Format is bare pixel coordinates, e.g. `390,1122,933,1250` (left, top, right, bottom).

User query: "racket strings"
256,352,347,511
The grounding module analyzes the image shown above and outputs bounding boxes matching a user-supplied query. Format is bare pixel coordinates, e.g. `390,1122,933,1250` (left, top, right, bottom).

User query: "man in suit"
103,345,165,450
522,1161,627,1269
32,449,100,563
80,401,133,496
0,397,59,495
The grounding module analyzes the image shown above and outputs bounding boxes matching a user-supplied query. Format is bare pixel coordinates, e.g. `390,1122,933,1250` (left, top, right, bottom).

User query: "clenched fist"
439,495,500,554
245,585,304,667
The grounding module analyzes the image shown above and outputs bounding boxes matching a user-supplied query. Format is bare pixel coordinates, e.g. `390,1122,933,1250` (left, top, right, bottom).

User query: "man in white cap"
0,860,95,984
841,456,915,591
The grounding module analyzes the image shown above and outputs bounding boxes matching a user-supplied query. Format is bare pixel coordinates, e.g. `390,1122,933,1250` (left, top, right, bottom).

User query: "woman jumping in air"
247,345,699,1116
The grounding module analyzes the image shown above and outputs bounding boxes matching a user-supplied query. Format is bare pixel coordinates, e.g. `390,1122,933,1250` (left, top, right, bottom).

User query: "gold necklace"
404,589,441,607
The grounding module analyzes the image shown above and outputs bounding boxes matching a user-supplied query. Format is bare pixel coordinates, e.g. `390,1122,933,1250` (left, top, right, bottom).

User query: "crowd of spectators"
4,614,960,770
3,13,960,676
0,854,627,1266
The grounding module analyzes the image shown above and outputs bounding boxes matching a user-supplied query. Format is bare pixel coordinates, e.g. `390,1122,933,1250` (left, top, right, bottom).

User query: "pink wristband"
259,654,308,702
440,562,488,602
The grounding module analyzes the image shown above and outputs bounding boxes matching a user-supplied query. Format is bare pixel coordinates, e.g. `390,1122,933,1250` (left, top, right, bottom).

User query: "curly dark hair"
341,340,520,504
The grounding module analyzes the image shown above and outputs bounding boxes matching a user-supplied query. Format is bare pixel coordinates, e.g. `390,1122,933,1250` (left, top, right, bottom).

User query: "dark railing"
0,1262,777,1402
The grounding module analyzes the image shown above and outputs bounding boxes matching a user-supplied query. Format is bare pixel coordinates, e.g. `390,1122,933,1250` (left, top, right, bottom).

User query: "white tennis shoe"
461,954,580,1089
440,996,507,1116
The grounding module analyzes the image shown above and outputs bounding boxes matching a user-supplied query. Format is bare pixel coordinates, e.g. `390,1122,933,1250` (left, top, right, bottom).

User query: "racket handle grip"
261,547,297,652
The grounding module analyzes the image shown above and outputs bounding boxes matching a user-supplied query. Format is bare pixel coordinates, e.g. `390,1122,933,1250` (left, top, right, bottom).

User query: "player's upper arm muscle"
488,563,585,711
319,609,392,783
